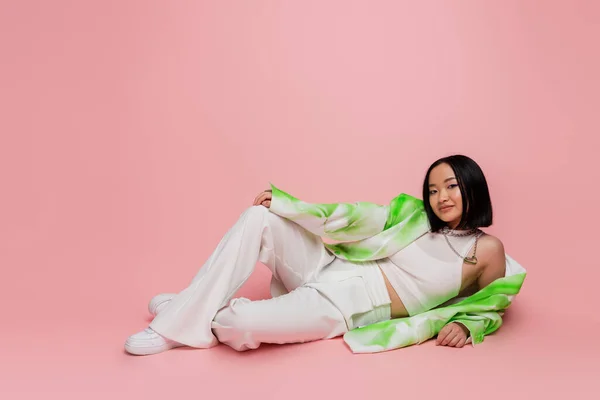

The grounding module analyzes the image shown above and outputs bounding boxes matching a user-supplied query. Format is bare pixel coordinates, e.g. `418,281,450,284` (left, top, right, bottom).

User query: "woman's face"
428,163,463,229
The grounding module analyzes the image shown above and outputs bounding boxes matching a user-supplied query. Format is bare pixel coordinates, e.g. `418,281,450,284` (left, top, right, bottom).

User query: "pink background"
1,1,598,399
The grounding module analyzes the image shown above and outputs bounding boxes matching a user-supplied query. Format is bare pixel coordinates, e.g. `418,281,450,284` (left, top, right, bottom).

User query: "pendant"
464,255,478,265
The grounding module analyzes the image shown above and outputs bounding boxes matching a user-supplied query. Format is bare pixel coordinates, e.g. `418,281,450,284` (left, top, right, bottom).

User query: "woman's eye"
429,190,437,195
448,184,458,189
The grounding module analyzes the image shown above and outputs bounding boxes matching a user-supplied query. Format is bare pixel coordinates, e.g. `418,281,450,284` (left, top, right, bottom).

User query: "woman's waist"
378,265,411,318
375,258,461,316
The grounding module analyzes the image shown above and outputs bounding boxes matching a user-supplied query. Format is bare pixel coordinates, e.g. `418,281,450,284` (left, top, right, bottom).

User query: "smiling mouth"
439,206,454,211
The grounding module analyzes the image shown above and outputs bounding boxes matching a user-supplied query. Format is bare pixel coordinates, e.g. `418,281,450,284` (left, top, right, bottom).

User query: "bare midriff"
378,266,411,318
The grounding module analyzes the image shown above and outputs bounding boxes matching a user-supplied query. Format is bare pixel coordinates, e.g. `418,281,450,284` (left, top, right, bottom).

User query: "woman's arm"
437,236,507,347
477,236,507,289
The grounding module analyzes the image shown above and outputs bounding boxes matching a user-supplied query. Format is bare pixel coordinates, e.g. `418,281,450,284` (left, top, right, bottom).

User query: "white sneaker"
124,327,186,355
148,293,176,317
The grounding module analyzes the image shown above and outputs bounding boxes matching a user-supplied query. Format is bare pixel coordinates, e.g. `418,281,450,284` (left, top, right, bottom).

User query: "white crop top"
376,231,478,316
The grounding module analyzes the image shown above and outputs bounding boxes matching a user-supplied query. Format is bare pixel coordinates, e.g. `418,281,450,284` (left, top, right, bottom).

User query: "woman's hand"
436,322,469,348
253,189,272,208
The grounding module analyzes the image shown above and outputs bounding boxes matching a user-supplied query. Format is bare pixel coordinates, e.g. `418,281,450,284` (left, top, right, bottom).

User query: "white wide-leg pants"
150,205,391,351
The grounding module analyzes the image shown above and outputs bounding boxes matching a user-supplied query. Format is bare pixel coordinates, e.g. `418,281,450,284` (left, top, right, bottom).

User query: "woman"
124,154,508,355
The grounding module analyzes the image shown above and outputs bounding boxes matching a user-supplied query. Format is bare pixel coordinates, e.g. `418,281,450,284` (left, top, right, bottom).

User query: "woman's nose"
438,190,449,202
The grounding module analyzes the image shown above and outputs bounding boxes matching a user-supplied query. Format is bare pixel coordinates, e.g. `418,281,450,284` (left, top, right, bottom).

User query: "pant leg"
149,205,336,348
211,265,393,352
211,286,348,351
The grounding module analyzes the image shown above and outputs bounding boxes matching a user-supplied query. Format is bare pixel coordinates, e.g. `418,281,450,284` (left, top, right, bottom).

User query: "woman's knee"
232,205,269,231
212,298,263,351
212,298,258,335
237,205,271,229
242,205,270,218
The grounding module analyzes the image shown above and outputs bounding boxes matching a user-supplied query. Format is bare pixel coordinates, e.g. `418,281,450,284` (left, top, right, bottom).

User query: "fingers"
439,330,457,346
255,191,272,206
437,324,467,348
261,200,271,208
446,335,467,348
436,326,450,346
253,190,272,206
448,335,462,347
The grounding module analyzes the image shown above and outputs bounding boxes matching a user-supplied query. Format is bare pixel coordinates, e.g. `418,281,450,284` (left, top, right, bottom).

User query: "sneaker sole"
124,340,185,356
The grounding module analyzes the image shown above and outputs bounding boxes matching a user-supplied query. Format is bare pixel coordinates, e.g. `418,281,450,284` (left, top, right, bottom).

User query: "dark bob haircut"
422,154,493,232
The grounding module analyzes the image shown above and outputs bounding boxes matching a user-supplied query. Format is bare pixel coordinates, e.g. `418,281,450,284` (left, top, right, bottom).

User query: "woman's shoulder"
477,232,506,265
478,232,504,249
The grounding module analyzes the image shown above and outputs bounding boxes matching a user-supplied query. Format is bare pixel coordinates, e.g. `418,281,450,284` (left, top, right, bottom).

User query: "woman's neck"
445,223,474,232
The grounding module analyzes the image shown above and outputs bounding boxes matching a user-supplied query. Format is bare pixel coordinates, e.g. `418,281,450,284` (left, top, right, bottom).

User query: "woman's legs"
210,257,393,352
211,286,348,351
131,205,336,350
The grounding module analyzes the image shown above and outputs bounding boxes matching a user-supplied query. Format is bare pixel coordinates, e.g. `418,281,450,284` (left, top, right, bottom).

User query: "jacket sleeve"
343,272,526,353
449,311,504,345
447,257,527,345
342,307,505,353
267,182,390,242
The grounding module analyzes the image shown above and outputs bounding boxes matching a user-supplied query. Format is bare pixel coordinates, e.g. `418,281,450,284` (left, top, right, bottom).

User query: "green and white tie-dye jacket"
267,182,527,353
